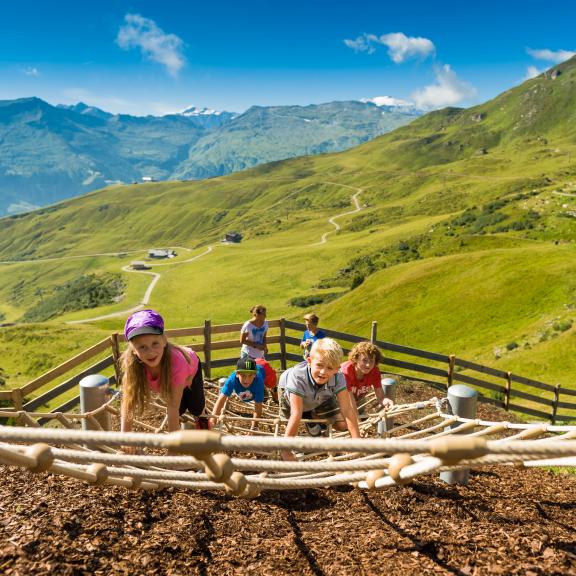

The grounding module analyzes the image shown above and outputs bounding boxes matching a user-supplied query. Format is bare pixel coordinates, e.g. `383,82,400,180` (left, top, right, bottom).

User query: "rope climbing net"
0,380,575,498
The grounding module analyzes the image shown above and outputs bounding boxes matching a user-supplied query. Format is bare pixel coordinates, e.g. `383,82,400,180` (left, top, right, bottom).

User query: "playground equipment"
1,319,575,498
1,377,575,498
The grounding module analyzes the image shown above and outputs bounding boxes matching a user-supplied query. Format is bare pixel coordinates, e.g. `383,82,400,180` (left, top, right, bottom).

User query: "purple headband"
124,309,165,341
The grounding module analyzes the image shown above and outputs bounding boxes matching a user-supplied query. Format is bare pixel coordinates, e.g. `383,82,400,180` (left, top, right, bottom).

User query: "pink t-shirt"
145,346,199,393
341,360,381,399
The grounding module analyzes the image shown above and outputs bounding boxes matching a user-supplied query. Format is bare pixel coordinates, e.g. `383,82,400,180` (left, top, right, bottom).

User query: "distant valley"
1,58,576,394
0,97,421,215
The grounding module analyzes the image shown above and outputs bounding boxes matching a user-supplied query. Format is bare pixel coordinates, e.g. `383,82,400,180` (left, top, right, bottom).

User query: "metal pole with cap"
439,384,477,485
80,374,111,431
377,377,397,436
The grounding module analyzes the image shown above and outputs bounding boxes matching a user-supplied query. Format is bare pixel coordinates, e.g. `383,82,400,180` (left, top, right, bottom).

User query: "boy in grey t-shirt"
279,338,361,461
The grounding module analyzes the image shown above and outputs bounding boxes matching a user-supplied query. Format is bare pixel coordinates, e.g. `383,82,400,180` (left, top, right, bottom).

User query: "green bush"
506,341,519,351
21,273,126,322
350,274,365,289
288,292,341,308
553,319,573,333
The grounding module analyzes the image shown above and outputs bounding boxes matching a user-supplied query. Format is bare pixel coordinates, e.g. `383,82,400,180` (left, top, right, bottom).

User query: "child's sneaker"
195,416,211,430
305,422,322,436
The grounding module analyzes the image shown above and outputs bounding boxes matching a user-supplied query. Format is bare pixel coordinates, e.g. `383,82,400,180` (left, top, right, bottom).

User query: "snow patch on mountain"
178,106,226,117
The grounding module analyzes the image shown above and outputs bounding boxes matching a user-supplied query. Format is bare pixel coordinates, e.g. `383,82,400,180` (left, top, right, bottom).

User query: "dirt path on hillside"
66,245,214,323
309,186,363,246
1,382,574,576
65,184,364,323
0,182,363,324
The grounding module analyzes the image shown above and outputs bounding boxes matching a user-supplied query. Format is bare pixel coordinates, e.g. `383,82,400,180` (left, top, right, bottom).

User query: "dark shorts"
280,392,341,423
178,359,206,417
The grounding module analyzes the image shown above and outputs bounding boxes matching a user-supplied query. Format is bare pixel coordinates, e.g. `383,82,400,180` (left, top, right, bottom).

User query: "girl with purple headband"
120,309,209,446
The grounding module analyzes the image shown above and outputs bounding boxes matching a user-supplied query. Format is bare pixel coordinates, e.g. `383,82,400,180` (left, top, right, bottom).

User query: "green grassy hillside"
1,58,576,392
320,244,576,386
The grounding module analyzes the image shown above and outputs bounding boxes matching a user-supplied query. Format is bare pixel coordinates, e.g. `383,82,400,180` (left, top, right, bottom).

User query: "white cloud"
361,95,415,107
23,67,40,77
525,65,542,80
378,32,435,63
344,35,375,54
116,13,186,77
412,64,476,109
526,48,575,64
344,32,435,63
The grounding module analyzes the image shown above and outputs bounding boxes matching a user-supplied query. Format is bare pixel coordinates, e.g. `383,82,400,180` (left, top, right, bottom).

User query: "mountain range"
1,57,576,392
0,97,421,216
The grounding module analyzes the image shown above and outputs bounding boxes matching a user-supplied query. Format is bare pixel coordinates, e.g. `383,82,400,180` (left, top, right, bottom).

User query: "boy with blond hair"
279,338,360,461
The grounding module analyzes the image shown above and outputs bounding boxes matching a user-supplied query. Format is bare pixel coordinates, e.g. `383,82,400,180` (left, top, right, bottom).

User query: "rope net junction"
0,380,575,498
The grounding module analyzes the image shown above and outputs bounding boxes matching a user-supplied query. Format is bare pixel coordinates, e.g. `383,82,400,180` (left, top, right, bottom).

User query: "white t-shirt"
240,320,269,359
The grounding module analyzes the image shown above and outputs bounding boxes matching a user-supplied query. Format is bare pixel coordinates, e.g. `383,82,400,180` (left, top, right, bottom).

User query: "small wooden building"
148,249,176,259
223,232,243,243
130,261,151,270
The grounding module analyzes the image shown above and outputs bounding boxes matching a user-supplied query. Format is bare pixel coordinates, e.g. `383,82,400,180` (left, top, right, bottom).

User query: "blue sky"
1,0,575,116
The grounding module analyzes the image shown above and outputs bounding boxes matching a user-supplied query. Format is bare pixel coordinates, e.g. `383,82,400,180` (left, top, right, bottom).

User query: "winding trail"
2,182,363,324
66,245,215,323
552,191,576,198
309,184,363,246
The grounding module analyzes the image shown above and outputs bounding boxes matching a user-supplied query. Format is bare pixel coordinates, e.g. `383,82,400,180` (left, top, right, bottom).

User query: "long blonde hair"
120,341,190,416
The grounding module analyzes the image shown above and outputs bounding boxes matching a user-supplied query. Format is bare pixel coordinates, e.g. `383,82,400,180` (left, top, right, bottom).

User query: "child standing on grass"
300,312,326,358
278,338,360,461
212,358,265,432
341,341,394,416
240,305,269,359
120,309,209,450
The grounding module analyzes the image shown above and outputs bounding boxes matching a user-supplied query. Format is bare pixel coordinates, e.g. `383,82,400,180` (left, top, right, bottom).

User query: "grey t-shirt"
279,361,347,412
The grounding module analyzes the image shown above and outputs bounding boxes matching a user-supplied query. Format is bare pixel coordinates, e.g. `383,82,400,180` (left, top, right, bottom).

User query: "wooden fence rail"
2,319,575,423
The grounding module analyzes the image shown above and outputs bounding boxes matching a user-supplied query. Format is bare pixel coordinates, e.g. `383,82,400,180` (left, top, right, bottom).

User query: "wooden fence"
1,319,575,423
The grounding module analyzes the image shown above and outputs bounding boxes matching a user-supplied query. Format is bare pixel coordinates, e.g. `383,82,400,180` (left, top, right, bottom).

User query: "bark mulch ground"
0,381,575,576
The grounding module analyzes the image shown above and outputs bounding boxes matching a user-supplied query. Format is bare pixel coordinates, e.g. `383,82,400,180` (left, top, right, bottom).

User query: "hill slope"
1,58,576,389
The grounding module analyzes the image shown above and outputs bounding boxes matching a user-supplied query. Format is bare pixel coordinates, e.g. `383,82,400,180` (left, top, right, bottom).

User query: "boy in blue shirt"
212,358,265,431
300,312,326,358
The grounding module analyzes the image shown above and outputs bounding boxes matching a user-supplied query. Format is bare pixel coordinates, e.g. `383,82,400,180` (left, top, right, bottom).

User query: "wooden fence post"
203,320,212,379
11,388,23,411
280,318,287,371
504,372,512,411
551,384,561,424
447,354,456,389
370,321,377,344
110,333,122,385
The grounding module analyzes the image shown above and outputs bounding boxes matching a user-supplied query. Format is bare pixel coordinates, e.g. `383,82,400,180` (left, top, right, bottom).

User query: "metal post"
80,374,111,431
440,384,477,485
377,377,397,436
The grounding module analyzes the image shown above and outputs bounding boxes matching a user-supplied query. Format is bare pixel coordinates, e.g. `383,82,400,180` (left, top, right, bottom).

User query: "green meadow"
1,58,576,413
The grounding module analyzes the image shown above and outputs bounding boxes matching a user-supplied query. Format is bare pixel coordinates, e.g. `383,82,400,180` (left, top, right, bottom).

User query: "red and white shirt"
340,360,381,399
